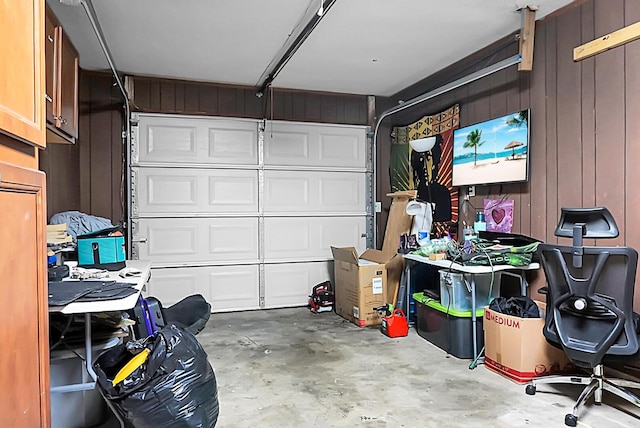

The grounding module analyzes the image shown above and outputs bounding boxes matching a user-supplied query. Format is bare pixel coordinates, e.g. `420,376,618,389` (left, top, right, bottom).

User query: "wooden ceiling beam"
518,6,537,71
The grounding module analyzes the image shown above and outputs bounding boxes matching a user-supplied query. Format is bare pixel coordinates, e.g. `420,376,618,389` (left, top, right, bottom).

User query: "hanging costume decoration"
390,104,460,238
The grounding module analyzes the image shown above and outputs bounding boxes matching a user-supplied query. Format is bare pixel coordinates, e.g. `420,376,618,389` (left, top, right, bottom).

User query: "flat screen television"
452,109,530,187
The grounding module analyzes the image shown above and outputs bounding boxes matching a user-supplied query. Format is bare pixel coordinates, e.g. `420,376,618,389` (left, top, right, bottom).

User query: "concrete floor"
197,307,640,428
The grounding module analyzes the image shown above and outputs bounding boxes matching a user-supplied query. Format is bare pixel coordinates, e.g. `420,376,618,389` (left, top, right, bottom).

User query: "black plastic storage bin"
413,292,484,359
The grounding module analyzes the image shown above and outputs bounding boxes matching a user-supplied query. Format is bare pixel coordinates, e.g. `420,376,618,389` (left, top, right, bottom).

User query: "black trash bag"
158,294,212,336
489,296,541,318
93,324,219,427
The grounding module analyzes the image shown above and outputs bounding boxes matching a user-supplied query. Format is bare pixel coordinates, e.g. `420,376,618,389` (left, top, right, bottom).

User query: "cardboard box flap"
361,248,395,264
331,246,359,265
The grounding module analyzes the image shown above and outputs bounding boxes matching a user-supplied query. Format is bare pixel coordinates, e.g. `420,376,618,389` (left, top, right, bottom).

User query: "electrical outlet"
467,186,476,197
375,201,382,213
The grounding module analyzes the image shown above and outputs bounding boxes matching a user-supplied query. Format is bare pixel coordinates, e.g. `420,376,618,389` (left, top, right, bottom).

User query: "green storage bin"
413,292,484,359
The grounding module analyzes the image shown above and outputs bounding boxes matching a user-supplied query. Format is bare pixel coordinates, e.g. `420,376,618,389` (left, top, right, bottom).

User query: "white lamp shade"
409,136,436,152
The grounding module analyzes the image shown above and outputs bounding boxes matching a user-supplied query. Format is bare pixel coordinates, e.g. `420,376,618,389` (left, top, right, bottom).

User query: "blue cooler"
77,227,126,270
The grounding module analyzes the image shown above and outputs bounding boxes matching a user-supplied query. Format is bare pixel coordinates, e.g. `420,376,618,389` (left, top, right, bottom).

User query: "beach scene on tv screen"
452,110,529,186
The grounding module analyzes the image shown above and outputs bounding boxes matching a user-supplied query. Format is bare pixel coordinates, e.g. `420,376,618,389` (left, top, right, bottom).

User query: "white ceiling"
47,0,575,97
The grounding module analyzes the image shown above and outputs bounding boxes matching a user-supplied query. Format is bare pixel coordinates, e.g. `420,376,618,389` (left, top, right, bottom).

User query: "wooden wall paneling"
88,74,115,220
544,18,559,244
243,88,261,118
271,89,291,121
78,72,93,214
289,92,303,122
555,5,584,211
304,93,322,122
110,81,124,224
148,79,161,112
40,142,80,218
198,84,217,115
321,94,338,124
505,53,523,234
236,88,247,116
129,76,369,125
133,77,150,110
580,0,597,225
529,18,548,243
376,123,392,248
184,82,200,113
174,81,185,112
624,0,640,310
217,86,236,116
518,59,532,237
160,80,175,112
594,0,626,246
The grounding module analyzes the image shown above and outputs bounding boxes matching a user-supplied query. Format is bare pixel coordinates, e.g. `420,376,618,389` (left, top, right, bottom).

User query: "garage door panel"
134,217,259,264
148,175,197,206
132,114,369,312
149,226,197,256
264,122,366,168
209,220,258,257
136,116,258,165
208,265,261,312
148,125,197,158
135,167,258,214
264,217,366,260
209,174,258,210
145,269,200,306
263,262,332,308
208,127,257,164
264,171,365,213
264,131,309,160
320,177,361,207
148,265,260,312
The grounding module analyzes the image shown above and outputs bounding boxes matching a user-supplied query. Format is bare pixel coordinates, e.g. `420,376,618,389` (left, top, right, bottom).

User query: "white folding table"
403,254,539,363
48,260,152,393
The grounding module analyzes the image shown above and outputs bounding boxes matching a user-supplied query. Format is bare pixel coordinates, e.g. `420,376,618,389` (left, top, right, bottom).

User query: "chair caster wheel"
525,384,536,395
564,414,578,427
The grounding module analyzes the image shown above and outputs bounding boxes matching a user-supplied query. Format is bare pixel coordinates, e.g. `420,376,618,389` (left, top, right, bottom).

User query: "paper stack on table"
47,223,72,244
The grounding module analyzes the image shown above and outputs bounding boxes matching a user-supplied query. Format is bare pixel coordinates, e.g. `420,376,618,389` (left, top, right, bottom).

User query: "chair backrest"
539,243,639,368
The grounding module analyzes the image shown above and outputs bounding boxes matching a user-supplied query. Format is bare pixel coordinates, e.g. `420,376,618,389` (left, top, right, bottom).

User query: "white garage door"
130,113,371,312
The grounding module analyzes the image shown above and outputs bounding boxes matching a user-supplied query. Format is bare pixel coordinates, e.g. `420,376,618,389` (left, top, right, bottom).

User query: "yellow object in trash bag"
112,348,151,386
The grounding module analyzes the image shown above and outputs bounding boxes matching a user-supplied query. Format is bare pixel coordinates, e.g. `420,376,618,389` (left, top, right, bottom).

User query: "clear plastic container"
439,270,501,312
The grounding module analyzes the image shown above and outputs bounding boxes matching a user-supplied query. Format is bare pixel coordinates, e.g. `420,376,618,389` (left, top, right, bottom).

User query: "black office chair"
525,207,640,426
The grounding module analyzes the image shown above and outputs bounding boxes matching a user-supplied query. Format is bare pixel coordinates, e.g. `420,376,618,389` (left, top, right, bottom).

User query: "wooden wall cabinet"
0,0,46,148
45,7,79,144
0,1,51,427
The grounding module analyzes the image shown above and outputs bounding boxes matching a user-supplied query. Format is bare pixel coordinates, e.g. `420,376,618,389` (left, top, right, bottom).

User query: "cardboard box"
483,300,574,383
331,247,401,327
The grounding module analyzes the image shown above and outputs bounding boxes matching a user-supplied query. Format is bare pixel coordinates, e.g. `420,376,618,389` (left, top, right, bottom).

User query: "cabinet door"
0,0,45,148
57,27,79,139
45,10,57,124
0,162,50,427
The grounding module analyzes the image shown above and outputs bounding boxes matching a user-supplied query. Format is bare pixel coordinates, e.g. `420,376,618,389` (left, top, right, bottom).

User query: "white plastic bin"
439,270,501,312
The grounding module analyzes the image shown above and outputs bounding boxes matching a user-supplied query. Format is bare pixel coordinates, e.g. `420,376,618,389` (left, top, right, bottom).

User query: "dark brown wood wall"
378,0,640,309
130,76,369,125
40,71,124,224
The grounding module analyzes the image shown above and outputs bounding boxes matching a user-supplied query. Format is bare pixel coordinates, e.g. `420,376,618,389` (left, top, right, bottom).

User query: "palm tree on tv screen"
463,129,485,165
506,110,528,128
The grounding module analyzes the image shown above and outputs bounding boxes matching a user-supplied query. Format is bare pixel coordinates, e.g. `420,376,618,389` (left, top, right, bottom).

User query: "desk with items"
48,260,152,394
402,253,539,365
